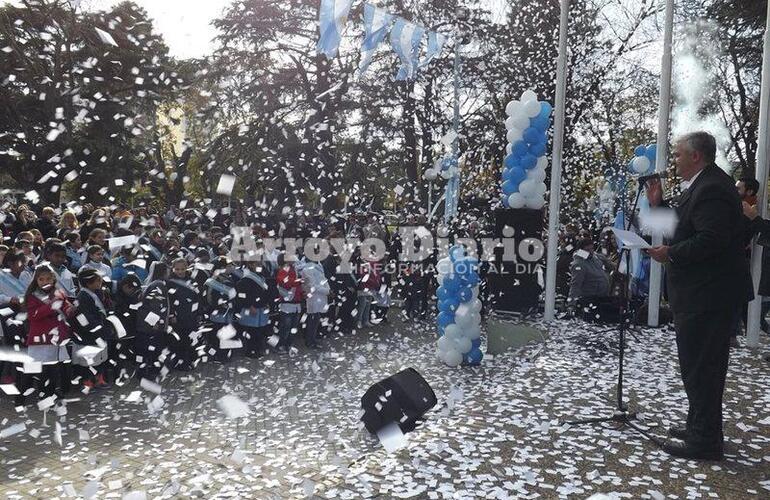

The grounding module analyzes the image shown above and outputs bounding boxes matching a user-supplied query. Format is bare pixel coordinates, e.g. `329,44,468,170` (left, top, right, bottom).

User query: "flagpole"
746,0,770,349
647,0,675,327
543,0,570,321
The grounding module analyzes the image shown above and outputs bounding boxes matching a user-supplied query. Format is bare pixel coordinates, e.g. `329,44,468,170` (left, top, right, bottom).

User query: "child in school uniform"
234,259,271,358
81,245,112,280
205,257,239,361
23,264,76,402
135,263,170,381
72,268,112,390
166,258,202,370
275,254,303,353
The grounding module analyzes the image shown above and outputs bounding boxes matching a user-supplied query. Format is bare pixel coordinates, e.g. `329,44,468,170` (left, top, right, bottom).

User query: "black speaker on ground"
361,368,437,435
490,208,545,313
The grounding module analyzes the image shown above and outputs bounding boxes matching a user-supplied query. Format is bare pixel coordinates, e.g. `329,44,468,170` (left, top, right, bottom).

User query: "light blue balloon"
538,101,553,119
521,154,537,170
437,311,454,328
531,115,550,132
645,144,657,163
502,179,520,196
464,347,483,365
529,140,546,157
512,140,528,157
444,275,461,291
504,154,519,169
523,127,541,144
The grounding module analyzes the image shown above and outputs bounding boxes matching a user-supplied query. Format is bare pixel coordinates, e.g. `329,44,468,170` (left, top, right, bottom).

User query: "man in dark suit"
646,131,753,460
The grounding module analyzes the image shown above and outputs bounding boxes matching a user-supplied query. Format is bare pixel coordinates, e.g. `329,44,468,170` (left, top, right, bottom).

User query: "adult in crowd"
646,131,753,460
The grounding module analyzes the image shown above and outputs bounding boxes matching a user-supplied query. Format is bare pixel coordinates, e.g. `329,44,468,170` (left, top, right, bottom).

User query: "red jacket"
26,292,74,346
276,265,304,304
358,265,381,292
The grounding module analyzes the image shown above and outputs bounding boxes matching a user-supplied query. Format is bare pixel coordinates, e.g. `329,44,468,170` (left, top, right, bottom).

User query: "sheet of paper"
611,227,651,249
109,235,138,250
376,422,408,454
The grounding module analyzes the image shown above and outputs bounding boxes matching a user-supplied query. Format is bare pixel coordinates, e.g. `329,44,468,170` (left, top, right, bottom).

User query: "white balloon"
466,324,481,340
455,304,471,320
506,128,523,144
505,116,517,130
518,179,538,198
441,168,453,180
524,99,541,118
436,272,445,285
468,311,481,326
535,182,547,197
512,114,529,130
434,158,443,170
444,349,463,367
472,286,480,299
521,90,538,103
536,156,548,170
632,156,651,174
455,336,472,354
470,299,482,313
437,257,453,276
527,166,546,183
424,169,438,181
444,324,461,339
437,335,454,354
505,100,522,117
506,143,513,155
507,192,526,209
525,196,546,210
456,310,476,329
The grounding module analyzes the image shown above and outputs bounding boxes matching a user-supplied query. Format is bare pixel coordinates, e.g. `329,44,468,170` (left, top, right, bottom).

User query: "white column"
543,0,571,321
647,0,675,327
746,1,770,349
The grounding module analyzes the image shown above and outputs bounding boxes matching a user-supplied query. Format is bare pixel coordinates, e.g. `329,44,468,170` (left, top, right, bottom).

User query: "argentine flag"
317,0,355,59
419,31,448,68
358,4,395,75
390,18,425,81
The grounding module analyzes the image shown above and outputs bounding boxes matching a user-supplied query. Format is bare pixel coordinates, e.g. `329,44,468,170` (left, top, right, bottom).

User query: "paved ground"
1,312,769,499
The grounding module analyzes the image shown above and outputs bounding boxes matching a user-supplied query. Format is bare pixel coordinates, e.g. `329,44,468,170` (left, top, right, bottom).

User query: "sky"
88,0,232,59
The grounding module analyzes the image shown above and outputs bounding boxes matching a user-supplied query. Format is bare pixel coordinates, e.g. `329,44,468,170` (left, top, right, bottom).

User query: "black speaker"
361,368,437,435
490,208,545,313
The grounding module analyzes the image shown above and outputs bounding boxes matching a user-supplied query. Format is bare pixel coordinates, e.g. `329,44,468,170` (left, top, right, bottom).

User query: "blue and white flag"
419,31,447,68
390,17,425,81
317,0,355,59
358,4,395,75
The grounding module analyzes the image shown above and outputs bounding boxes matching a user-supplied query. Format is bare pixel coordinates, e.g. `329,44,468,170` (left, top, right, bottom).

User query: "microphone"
638,171,670,185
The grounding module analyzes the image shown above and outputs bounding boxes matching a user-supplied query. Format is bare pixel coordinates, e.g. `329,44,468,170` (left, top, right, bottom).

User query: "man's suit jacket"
666,164,753,313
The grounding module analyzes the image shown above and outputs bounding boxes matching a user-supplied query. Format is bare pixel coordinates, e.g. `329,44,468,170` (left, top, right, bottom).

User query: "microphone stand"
562,177,664,447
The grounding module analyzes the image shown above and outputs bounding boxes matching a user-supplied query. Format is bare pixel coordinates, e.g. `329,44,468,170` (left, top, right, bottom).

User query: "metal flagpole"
544,0,571,321
647,0,675,327
746,0,770,349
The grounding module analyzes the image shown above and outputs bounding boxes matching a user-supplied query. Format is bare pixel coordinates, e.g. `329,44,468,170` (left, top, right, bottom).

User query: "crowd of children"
0,204,442,408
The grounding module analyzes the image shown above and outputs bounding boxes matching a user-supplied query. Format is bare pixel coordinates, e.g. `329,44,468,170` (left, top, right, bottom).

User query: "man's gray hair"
678,131,716,164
